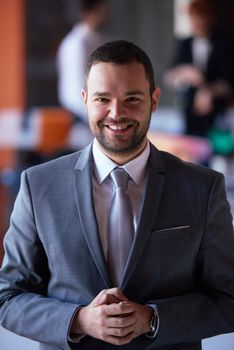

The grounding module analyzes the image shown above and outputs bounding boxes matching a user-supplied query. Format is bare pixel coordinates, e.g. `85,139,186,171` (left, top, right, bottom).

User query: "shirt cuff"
145,304,160,339
67,306,86,343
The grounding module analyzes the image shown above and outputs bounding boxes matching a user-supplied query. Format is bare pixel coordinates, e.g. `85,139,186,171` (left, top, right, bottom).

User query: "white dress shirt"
192,37,212,72
56,23,105,119
92,139,150,259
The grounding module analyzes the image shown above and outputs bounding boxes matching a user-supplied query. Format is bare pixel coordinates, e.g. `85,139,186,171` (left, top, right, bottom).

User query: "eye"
126,96,141,103
94,97,110,103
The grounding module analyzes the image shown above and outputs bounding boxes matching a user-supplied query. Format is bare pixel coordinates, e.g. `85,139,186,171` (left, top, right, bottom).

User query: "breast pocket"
149,225,191,241
137,225,196,293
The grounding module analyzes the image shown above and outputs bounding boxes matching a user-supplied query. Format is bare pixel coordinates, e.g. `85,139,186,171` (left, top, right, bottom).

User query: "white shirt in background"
57,23,105,120
192,37,212,72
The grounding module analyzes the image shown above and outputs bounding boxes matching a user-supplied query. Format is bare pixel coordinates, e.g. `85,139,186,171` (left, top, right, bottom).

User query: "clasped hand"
71,288,153,346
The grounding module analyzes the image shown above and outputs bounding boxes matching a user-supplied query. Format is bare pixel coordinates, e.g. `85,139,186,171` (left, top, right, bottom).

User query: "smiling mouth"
105,123,134,131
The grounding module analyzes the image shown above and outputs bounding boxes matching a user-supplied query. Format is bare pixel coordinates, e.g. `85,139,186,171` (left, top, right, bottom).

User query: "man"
0,40,234,350
57,0,108,148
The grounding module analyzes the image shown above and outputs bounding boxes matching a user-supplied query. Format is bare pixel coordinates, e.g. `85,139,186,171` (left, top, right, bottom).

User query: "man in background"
57,0,109,149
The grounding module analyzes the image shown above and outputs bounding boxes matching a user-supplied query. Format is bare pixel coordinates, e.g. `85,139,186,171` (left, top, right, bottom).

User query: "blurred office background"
0,0,234,348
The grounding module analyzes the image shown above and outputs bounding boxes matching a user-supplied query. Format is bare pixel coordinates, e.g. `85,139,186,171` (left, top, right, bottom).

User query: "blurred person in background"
164,0,234,138
57,0,109,149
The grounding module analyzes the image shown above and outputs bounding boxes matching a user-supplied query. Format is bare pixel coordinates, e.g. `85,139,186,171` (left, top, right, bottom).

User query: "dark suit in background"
0,142,234,349
170,30,234,136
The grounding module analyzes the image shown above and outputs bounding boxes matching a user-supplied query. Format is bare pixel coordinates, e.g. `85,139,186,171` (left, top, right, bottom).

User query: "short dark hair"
80,0,107,12
85,40,156,94
188,0,214,18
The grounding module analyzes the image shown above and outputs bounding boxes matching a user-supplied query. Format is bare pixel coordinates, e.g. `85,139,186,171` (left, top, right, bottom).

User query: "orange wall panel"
0,0,25,108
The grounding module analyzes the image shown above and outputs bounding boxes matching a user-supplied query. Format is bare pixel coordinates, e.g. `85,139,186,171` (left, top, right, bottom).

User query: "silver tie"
107,168,134,286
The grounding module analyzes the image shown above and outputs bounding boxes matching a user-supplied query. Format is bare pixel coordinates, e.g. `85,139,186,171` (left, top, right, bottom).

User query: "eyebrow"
92,92,112,97
125,90,145,96
92,90,145,97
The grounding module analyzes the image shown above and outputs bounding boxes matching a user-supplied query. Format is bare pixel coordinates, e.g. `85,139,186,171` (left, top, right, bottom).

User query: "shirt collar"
92,139,150,185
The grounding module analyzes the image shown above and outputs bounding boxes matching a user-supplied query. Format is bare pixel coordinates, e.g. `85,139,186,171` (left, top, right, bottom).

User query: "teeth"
108,124,129,131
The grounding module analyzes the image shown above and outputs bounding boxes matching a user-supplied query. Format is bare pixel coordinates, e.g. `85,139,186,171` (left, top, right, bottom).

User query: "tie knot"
110,168,129,189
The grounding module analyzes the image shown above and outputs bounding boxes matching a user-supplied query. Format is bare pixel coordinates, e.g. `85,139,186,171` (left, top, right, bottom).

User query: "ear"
151,87,161,113
81,89,87,104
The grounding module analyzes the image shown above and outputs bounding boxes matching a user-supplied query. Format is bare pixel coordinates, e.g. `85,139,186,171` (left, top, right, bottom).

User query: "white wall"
203,333,234,349
0,327,39,350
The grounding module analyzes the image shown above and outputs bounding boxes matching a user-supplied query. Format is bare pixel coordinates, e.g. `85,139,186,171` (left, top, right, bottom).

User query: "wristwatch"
149,309,157,334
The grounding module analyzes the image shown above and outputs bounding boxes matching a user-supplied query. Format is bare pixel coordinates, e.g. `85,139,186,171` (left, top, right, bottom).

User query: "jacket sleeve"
152,173,234,346
0,171,79,350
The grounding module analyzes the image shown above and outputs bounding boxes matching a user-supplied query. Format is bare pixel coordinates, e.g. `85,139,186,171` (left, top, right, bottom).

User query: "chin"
102,138,146,155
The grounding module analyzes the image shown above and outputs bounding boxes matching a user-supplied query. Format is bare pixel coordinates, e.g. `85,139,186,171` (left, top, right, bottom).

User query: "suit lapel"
121,144,166,290
74,143,111,288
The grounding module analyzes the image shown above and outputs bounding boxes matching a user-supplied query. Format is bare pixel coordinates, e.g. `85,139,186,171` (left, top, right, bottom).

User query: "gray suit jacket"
0,143,234,350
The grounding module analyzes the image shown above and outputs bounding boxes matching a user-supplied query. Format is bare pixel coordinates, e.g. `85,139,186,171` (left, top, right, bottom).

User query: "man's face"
82,62,160,162
190,14,214,37
87,4,109,31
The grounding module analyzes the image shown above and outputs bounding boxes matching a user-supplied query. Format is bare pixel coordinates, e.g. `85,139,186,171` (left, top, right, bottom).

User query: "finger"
107,314,136,328
103,332,134,346
106,288,128,302
93,288,128,306
98,293,120,306
105,302,135,316
109,324,135,338
92,289,110,306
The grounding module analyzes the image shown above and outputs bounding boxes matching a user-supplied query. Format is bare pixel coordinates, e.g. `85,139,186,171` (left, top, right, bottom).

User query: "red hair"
188,0,214,17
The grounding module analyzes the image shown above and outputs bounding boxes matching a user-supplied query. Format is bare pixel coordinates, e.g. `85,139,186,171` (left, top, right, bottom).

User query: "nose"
108,100,125,120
